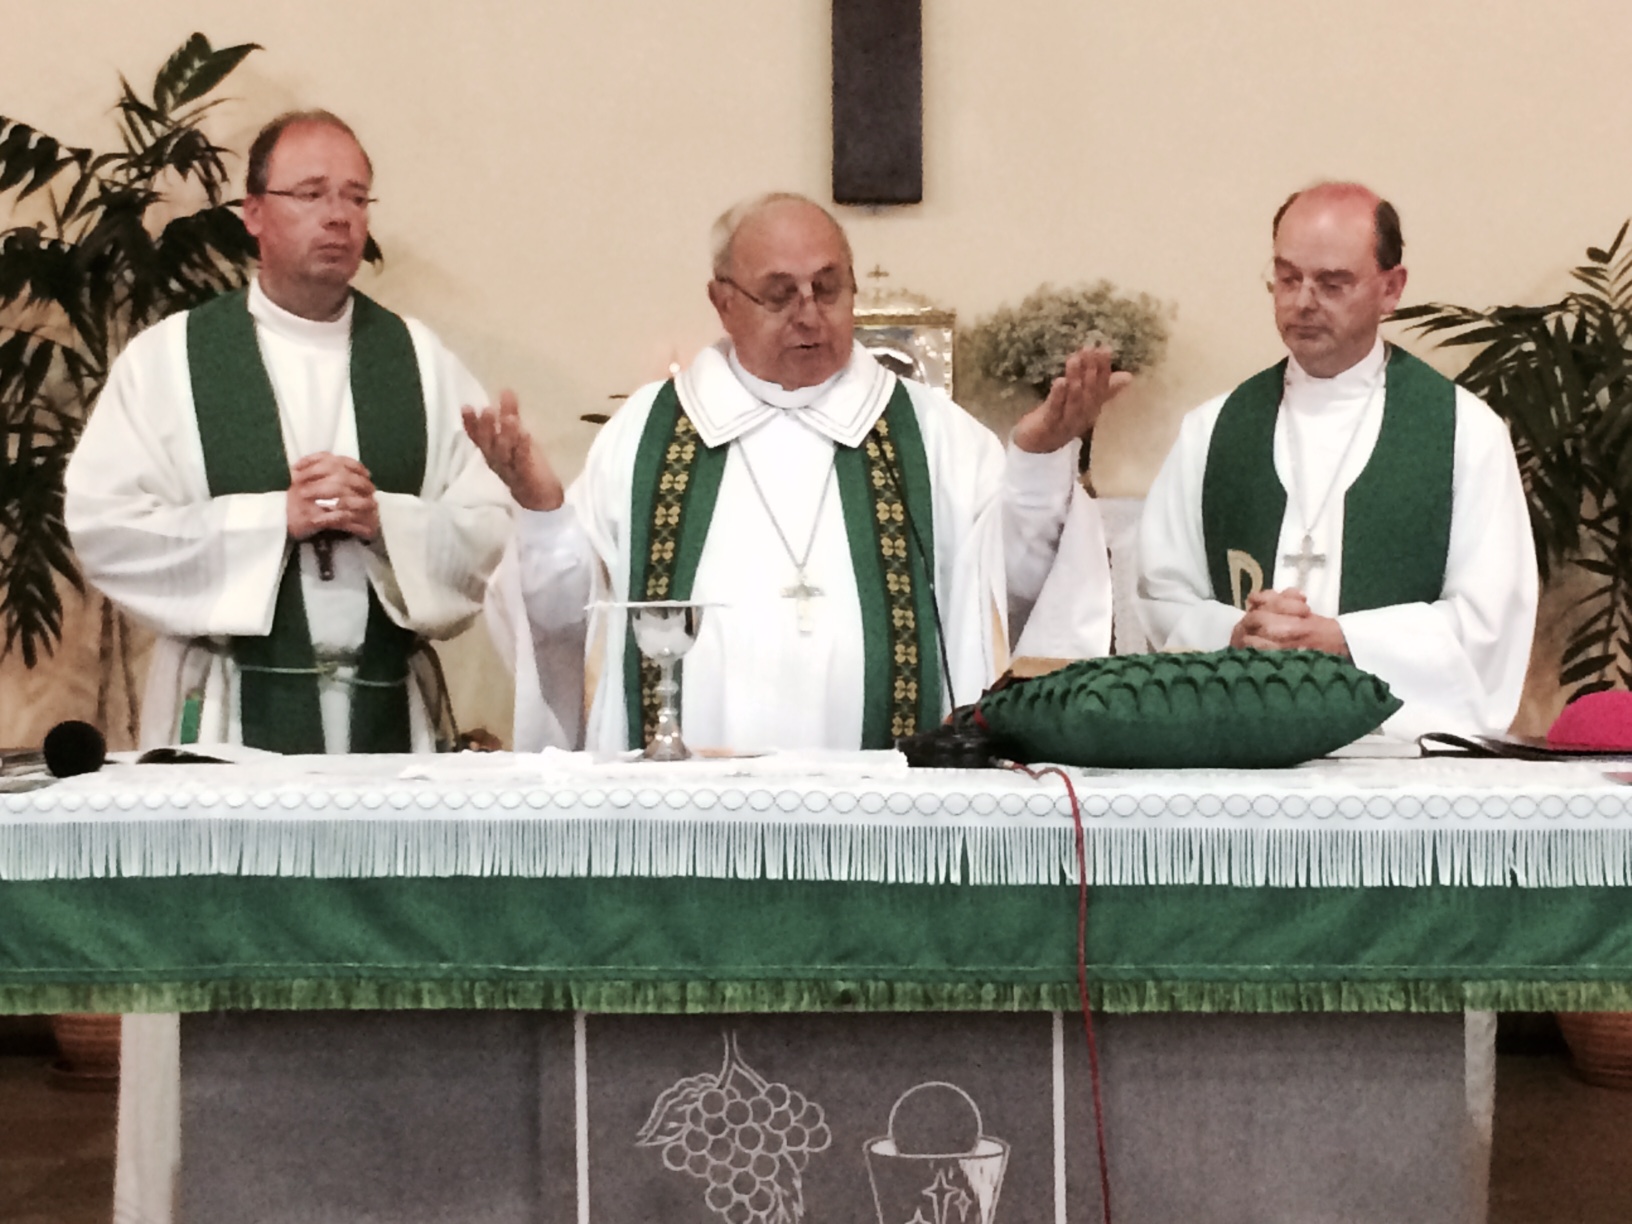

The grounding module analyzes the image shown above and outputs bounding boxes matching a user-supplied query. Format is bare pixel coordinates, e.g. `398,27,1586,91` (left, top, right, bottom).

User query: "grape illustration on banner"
864,1082,1010,1224
637,1031,832,1224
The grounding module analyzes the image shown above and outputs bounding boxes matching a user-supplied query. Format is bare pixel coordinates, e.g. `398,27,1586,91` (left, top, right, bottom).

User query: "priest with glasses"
467,192,1120,753
1137,181,1538,739
66,110,511,756
63,109,512,1224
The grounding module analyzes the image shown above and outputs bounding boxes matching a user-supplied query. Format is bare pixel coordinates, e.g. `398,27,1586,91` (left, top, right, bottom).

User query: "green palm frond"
1396,224,1632,700
0,33,260,663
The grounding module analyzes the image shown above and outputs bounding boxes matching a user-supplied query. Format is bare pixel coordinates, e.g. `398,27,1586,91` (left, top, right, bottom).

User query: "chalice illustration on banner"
865,1082,1009,1224
616,600,708,761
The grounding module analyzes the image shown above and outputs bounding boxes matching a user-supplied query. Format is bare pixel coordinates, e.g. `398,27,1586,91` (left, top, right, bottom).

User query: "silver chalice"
619,600,708,761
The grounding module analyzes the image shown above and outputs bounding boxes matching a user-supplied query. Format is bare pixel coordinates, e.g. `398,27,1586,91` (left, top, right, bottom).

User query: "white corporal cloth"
1138,339,1538,740
488,340,1113,753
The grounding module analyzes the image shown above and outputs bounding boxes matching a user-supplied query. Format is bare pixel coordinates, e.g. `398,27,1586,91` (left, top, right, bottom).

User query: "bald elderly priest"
66,110,510,755
1138,182,1538,739
468,192,1119,752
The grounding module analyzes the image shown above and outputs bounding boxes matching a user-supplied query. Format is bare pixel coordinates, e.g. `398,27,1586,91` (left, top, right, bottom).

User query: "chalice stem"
646,656,690,761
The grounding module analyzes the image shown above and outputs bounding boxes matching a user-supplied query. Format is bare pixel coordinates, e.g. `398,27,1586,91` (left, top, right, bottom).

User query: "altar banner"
176,1011,1484,1224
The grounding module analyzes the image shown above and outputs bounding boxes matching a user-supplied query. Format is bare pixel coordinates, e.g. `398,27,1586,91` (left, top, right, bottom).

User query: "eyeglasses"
716,272,854,315
261,186,377,213
1265,263,1376,305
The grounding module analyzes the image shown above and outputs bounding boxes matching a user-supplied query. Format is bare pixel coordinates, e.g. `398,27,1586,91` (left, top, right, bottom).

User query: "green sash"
186,288,426,754
624,379,941,750
1202,346,1455,612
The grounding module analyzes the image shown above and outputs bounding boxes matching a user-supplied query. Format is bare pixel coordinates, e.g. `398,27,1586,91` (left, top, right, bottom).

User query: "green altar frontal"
5,875,1632,1015
4,754,1632,1016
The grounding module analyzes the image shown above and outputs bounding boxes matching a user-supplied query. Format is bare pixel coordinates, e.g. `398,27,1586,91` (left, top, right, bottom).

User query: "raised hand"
1010,344,1134,455
462,389,564,512
287,452,379,542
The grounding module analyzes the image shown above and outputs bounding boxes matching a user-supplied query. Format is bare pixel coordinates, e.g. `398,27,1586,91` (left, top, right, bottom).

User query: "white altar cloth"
4,753,1632,888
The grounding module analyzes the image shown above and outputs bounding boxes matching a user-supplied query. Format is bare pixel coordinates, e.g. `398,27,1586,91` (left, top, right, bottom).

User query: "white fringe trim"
7,766,1632,887
6,816,1632,888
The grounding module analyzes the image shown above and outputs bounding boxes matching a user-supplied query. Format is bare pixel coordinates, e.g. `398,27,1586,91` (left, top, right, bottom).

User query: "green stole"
186,287,426,754
1201,346,1456,612
623,379,942,750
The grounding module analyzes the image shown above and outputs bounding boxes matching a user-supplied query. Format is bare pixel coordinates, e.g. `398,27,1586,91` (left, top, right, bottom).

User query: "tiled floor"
1,1036,1629,1222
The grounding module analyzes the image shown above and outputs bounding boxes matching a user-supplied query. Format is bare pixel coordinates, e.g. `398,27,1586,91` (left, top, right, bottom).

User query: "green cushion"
976,649,1402,769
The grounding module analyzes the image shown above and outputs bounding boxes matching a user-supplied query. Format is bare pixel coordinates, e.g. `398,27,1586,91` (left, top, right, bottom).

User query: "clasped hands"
286,452,379,542
1230,587,1350,656
1010,344,1134,455
461,389,564,511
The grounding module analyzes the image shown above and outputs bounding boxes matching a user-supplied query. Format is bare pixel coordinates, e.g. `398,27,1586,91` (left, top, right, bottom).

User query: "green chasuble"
186,288,427,754
623,379,942,751
1201,346,1455,612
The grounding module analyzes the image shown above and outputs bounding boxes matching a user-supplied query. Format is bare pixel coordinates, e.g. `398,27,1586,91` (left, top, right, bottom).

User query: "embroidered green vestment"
623,379,942,750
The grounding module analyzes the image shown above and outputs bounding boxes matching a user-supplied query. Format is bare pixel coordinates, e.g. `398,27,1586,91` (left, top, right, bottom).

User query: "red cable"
1009,761,1112,1224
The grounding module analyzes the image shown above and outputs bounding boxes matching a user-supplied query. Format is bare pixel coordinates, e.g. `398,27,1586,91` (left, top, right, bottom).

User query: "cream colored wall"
5,0,1629,744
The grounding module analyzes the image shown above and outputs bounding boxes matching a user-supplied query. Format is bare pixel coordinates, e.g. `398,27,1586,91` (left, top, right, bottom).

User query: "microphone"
43,720,106,778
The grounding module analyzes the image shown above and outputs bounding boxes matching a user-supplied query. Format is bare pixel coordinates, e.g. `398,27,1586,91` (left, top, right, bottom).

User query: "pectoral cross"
782,570,823,633
1282,532,1326,590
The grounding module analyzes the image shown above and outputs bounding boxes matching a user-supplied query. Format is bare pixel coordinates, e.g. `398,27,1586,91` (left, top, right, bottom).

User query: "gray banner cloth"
179,1010,1487,1224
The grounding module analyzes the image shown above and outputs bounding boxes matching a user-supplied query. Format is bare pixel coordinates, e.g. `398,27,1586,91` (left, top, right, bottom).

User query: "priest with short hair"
1137,181,1538,738
65,109,512,756
467,192,1119,753
63,108,513,1224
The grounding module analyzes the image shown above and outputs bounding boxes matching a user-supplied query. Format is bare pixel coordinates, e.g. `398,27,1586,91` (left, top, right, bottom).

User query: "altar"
4,751,1632,1223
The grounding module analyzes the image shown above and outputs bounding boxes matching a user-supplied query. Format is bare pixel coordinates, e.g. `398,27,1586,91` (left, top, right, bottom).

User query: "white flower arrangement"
967,281,1172,395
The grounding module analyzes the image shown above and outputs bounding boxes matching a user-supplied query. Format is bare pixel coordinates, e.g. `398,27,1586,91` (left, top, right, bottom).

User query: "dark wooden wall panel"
831,0,922,205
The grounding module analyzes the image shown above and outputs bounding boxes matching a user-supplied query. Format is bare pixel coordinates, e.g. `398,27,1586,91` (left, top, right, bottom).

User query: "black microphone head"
43,720,106,778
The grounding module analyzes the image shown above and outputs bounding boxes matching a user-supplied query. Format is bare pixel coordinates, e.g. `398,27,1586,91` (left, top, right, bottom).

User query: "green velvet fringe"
9,977,1632,1017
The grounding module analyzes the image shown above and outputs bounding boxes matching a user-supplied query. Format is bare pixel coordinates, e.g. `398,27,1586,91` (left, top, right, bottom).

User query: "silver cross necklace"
736,444,837,633
1281,356,1386,590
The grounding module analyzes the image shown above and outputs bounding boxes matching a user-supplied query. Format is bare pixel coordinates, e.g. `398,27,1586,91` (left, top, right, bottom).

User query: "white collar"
1284,337,1387,402
727,349,842,409
248,276,353,350
676,339,897,447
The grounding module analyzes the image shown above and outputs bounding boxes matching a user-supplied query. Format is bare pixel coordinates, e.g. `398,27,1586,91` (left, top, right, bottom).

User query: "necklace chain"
736,443,836,573
1284,356,1386,540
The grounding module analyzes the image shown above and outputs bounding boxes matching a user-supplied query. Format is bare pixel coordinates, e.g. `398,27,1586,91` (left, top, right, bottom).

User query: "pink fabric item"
1547,690,1632,749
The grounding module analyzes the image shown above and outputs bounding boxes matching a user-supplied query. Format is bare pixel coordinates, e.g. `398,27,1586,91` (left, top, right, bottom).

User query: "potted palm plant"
1394,225,1632,701
1396,225,1632,1089
0,33,262,682
0,30,265,1085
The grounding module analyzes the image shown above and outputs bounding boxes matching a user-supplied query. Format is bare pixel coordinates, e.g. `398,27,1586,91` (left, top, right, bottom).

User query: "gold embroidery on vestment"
638,413,702,740
1228,548,1265,610
866,421,921,738
636,405,925,743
